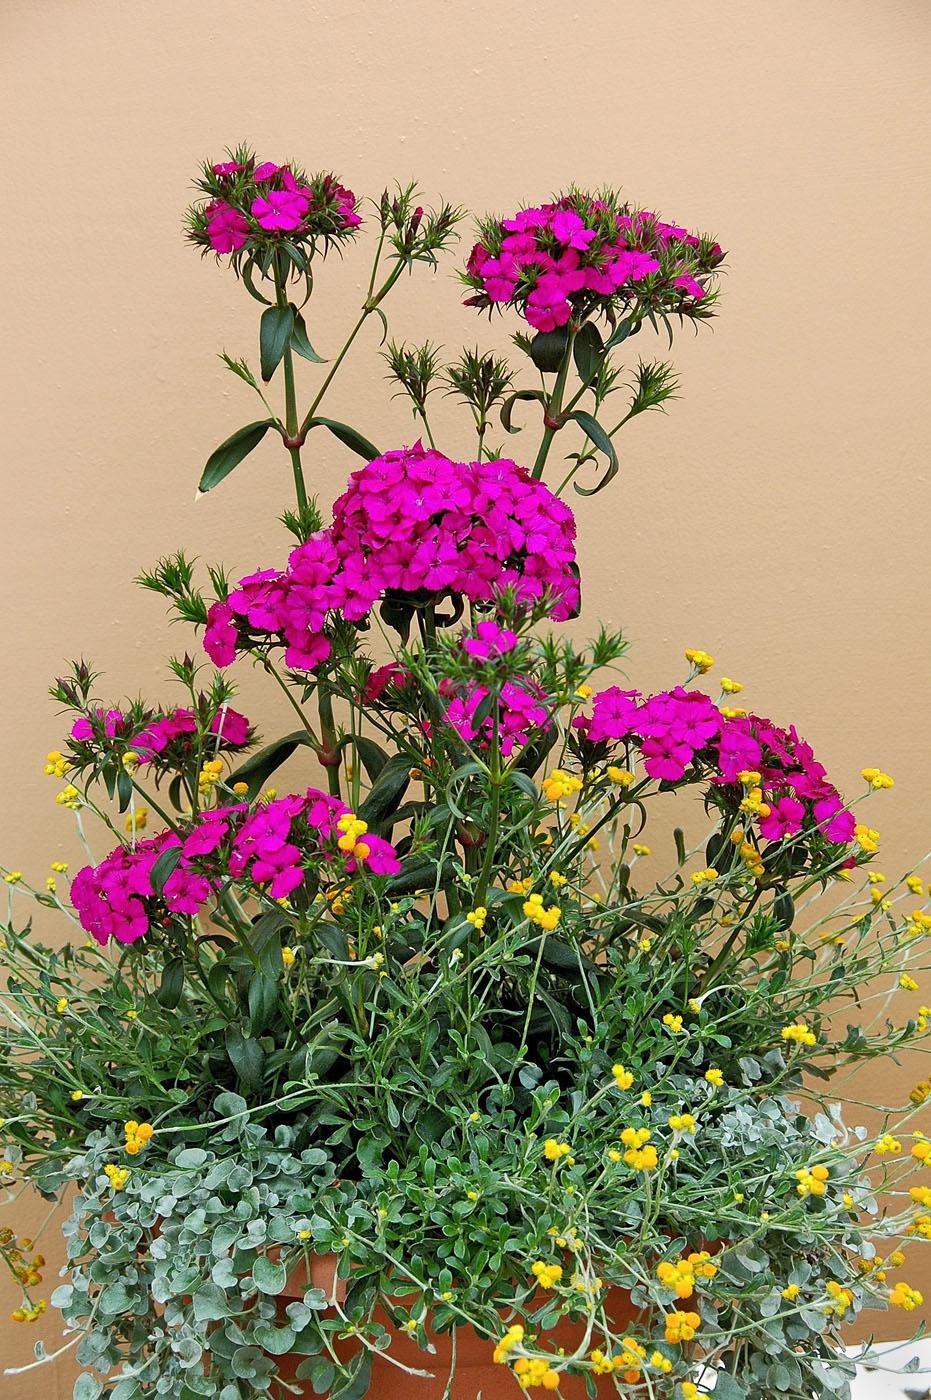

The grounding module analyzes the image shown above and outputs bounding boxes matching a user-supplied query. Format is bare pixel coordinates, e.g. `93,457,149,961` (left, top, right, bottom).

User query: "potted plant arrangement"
2,147,930,1400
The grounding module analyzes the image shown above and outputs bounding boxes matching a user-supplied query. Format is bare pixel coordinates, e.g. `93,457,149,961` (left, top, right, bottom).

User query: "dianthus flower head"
462,189,722,332
205,447,579,671
187,150,361,267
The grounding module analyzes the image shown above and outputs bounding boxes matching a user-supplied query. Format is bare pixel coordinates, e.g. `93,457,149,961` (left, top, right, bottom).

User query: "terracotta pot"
276,1254,639,1399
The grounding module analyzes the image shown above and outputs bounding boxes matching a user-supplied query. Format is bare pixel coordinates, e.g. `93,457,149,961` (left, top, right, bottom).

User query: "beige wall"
2,0,931,1389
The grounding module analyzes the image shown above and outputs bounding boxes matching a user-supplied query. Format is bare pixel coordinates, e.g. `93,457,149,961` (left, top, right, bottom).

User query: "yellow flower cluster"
889,1281,923,1311
855,824,880,854
704,1068,724,1087
336,813,371,861
542,769,582,804
281,946,296,970
466,906,487,930
607,766,635,787
104,1163,130,1191
907,910,931,939
824,1280,854,1316
911,1080,931,1105
740,786,771,819
3,871,23,885
198,758,224,793
611,1063,634,1090
795,1164,829,1197
911,1138,931,1163
56,785,81,810
10,1298,46,1324
781,1022,816,1046
591,1338,646,1381
543,1138,571,1163
44,750,69,778
125,806,148,834
513,1357,560,1390
657,1259,695,1299
685,649,714,674
875,1134,902,1156
907,1215,931,1239
720,677,743,694
531,1260,563,1289
523,893,561,931
664,1309,701,1344
123,1120,154,1155
493,1323,525,1364
620,1127,657,1171
668,1112,697,1135
861,768,894,790
690,868,718,887
663,1013,684,1034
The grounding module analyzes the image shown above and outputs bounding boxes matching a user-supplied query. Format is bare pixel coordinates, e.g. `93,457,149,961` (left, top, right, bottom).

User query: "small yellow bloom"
890,1282,923,1311
704,1068,724,1087
720,677,743,694
663,1013,684,1034
125,806,148,834
690,868,718,886
632,843,651,857
531,1260,563,1289
899,974,919,992
668,1112,697,1134
543,1138,571,1163
685,649,714,675
281,946,296,970
861,768,894,790
781,1021,816,1047
3,871,23,885
607,766,635,787
55,997,69,1014
782,1283,800,1301
906,875,925,896
611,1064,634,1091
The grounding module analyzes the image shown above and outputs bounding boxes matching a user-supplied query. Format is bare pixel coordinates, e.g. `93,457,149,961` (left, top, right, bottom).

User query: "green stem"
531,329,577,481
316,676,342,800
274,260,308,513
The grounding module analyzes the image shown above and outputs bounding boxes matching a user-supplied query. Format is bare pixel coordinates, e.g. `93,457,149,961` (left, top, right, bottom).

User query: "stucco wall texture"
1,0,930,1390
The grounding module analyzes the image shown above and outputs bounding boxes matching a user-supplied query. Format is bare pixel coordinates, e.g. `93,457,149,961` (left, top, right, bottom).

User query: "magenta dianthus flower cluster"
204,446,579,672
464,192,723,332
578,687,855,845
187,154,361,260
70,786,400,947
70,705,251,763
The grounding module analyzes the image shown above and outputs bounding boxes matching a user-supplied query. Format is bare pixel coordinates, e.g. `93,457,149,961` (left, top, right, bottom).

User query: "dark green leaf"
500,388,546,433
260,305,294,382
350,734,390,783
573,322,604,384
530,327,569,374
228,730,315,800
156,956,185,1010
290,309,327,364
357,754,411,830
225,1027,265,1092
199,420,275,493
248,972,279,1036
571,409,620,496
150,846,183,895
306,416,379,461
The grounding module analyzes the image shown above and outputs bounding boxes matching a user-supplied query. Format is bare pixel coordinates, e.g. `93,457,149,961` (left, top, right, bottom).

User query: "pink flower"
206,201,249,255
212,161,244,176
204,601,238,667
210,707,250,747
365,663,411,702
253,161,280,182
758,796,806,842
251,188,309,232
461,620,518,661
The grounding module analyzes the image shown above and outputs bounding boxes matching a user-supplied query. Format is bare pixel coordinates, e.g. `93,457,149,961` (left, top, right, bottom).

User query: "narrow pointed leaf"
306,416,380,461
260,305,295,381
570,409,620,496
199,420,275,492
290,309,327,364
